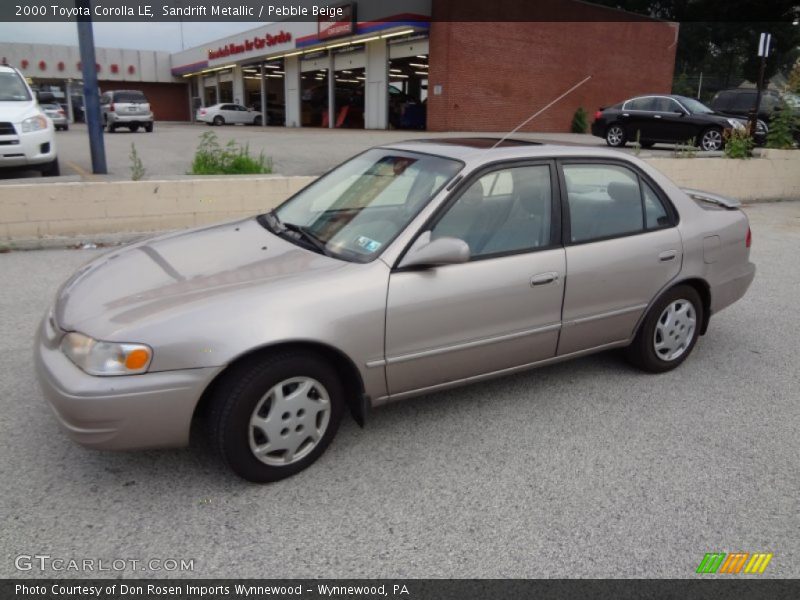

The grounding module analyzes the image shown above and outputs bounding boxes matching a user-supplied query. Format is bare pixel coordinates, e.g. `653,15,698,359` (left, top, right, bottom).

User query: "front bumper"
34,315,221,450
0,127,56,168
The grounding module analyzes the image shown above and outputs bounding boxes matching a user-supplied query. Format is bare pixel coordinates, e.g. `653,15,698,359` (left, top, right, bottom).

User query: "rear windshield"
114,91,147,103
0,71,32,101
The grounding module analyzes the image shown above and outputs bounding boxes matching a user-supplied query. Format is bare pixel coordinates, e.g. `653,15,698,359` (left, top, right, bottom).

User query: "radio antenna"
490,75,593,149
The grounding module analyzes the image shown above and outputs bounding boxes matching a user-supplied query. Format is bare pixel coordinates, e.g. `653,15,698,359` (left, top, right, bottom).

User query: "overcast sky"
0,22,261,52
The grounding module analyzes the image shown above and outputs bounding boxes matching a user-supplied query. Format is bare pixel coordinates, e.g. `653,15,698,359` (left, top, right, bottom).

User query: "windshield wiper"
282,222,332,256
262,209,284,234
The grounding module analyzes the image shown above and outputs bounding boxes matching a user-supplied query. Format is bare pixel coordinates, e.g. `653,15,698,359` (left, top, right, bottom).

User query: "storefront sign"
318,3,356,40
208,31,292,60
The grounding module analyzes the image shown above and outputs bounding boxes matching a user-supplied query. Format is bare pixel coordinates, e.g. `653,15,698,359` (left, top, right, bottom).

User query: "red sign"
208,31,292,60
318,3,355,40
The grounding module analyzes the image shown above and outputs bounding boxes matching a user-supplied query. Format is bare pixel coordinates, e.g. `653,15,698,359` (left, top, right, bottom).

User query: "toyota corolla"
35,139,755,482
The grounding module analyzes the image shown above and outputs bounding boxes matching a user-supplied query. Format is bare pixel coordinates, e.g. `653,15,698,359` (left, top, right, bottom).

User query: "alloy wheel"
701,129,723,151
607,125,624,146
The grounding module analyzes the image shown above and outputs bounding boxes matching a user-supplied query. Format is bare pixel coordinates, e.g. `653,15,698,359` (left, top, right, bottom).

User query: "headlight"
727,119,745,131
20,114,48,133
60,332,152,376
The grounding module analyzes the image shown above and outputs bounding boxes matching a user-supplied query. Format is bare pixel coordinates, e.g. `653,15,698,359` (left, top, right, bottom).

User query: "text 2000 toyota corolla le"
35,139,755,482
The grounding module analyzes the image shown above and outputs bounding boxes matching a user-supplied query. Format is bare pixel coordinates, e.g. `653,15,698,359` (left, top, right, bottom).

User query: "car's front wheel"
209,351,344,483
700,127,724,151
626,285,703,373
605,124,626,147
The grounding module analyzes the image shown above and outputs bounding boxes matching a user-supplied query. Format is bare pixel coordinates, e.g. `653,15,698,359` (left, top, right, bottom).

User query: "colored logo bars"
696,552,773,574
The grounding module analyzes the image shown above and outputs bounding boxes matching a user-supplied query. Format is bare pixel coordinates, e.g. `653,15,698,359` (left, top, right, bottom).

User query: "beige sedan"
35,139,755,482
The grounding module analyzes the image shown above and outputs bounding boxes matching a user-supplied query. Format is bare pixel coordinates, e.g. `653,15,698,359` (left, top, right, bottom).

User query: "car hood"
55,217,347,335
0,100,40,123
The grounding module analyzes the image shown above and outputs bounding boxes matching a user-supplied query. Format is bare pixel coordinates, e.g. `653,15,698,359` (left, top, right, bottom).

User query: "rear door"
557,160,682,355
621,97,659,141
384,162,565,396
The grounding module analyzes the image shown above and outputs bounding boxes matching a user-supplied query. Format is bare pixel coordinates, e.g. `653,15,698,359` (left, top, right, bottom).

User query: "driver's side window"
431,165,552,259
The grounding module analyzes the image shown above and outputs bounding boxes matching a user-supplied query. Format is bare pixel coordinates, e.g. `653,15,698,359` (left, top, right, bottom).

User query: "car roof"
380,138,637,162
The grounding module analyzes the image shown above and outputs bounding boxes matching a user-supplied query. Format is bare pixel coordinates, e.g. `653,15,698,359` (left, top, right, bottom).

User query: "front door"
385,163,566,396
557,161,682,355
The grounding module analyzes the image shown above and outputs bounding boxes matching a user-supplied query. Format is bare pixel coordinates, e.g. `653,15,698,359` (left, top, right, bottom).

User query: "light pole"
76,0,107,174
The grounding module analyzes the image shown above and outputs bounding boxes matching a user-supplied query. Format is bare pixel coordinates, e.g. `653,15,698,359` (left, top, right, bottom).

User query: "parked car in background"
197,103,263,126
41,103,68,131
0,65,59,175
709,88,800,144
35,140,755,482
100,89,154,133
591,94,751,151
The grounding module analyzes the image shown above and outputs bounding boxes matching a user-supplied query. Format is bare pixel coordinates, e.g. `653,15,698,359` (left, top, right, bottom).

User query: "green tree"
571,107,588,133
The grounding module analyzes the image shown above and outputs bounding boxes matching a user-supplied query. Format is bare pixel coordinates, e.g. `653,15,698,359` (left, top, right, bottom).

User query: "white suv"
0,65,59,176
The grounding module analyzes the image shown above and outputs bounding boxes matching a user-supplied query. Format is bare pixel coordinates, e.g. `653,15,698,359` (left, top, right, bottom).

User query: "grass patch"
190,131,272,175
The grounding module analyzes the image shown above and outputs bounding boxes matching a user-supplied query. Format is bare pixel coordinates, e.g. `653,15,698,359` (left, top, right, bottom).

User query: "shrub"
129,142,145,181
190,131,272,175
766,101,798,149
672,137,697,158
571,107,588,134
723,129,753,159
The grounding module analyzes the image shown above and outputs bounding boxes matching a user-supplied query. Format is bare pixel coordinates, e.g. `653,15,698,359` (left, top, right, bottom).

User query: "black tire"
129,125,139,133
254,115,263,126
699,127,724,151
213,115,225,126
209,351,344,483
40,158,60,177
145,123,153,133
605,123,626,147
63,124,69,131
625,285,703,373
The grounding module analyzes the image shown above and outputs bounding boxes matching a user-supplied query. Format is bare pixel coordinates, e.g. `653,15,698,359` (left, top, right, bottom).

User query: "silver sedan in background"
35,140,755,482
41,103,68,131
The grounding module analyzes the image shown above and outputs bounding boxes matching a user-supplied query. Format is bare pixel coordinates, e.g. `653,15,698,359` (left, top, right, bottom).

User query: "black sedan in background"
591,94,749,151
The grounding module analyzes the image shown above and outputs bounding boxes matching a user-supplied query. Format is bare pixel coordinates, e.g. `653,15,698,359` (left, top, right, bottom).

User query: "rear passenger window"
564,164,673,243
564,164,644,243
643,181,670,229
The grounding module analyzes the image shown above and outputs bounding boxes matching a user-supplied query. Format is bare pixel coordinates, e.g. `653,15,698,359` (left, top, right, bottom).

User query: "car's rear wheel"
626,285,703,373
253,115,263,126
213,115,225,126
605,124,626,147
209,351,344,483
145,123,153,133
700,127,723,151
129,125,139,133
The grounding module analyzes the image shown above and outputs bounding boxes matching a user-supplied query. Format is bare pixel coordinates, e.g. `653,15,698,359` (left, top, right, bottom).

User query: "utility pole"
76,0,107,174
750,32,771,135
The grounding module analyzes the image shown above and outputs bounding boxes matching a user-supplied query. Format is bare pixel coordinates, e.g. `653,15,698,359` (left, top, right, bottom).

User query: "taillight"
109,103,115,112
199,109,206,115
746,227,752,248
594,110,603,120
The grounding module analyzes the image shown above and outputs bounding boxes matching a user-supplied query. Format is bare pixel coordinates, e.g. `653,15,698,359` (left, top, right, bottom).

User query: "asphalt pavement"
0,122,676,181
0,202,798,578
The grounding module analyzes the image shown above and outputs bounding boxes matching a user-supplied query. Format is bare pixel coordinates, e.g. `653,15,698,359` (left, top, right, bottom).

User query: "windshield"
679,97,714,114
272,149,463,262
0,71,32,102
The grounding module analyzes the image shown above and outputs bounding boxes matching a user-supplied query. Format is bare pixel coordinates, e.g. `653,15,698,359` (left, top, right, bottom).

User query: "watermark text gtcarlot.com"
14,554,195,573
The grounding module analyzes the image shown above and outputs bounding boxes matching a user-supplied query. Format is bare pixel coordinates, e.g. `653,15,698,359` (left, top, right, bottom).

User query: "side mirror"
399,232,470,269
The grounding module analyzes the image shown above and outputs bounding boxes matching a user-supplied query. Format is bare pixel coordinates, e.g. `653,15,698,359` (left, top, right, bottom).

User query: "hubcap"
248,377,331,466
607,126,623,145
702,129,722,151
654,299,697,362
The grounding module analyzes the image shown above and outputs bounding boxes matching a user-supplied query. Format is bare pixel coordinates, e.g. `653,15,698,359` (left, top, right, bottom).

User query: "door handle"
659,250,677,262
622,113,630,117
653,114,662,119
531,272,559,286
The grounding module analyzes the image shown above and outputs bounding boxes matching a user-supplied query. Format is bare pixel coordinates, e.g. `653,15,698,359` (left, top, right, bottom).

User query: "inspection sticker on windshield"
356,236,382,253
